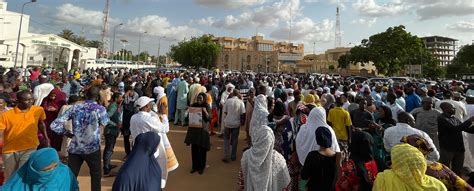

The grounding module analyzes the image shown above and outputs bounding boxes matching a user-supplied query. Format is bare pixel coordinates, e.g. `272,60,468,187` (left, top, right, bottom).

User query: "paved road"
77,125,246,190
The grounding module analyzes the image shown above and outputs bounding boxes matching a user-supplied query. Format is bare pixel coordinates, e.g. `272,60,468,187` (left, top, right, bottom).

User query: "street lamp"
111,23,123,59
14,0,36,69
156,36,166,68
137,31,147,67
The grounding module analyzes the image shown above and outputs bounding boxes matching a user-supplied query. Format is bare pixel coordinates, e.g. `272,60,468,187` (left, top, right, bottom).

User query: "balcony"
238,45,247,50
223,37,235,41
290,49,300,54
238,38,248,43
223,45,233,49
279,49,289,53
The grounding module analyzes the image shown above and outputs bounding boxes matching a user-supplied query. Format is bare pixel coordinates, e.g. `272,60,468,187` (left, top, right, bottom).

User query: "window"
246,55,251,63
43,57,47,61
29,56,34,61
225,55,229,63
257,44,273,51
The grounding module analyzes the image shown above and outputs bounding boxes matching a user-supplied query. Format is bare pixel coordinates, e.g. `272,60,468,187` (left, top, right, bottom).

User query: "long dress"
167,78,179,117
40,88,66,150
176,80,189,110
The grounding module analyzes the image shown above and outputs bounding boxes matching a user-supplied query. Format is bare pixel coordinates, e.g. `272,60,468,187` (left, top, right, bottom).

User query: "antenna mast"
101,0,110,58
335,5,341,48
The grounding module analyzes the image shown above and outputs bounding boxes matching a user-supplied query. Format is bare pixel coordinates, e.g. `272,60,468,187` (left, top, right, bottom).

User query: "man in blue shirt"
51,86,109,191
404,84,421,113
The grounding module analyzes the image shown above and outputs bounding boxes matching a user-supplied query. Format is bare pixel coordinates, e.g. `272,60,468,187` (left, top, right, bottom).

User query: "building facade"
213,35,304,73
298,47,377,76
422,36,458,66
0,1,96,70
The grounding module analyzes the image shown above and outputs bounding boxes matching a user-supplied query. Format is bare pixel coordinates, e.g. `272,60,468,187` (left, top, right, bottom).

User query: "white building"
0,1,96,70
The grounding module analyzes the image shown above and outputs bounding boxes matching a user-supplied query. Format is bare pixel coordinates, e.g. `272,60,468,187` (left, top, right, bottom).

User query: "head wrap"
315,126,332,148
400,134,434,156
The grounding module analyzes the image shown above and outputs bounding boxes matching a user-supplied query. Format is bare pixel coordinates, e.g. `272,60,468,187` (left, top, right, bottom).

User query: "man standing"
410,97,441,149
387,93,404,122
130,96,166,140
122,85,139,157
328,97,353,150
130,96,175,188
437,102,474,175
219,83,235,137
33,75,54,106
175,75,189,126
103,93,123,177
350,98,373,131
51,86,109,191
222,89,245,162
0,90,49,181
383,112,439,161
404,84,421,113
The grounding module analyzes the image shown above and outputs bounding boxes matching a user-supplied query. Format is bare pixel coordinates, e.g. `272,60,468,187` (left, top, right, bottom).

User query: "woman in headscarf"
112,132,162,191
401,134,473,191
167,76,180,120
336,130,378,191
184,93,211,175
240,125,290,191
295,107,341,165
369,105,397,165
373,143,447,191
154,86,168,117
268,101,290,155
249,94,269,139
301,127,338,191
40,87,67,150
3,148,78,190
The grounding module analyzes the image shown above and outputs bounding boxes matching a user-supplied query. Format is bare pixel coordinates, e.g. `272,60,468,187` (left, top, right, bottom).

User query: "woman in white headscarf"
241,125,290,191
295,107,341,165
249,94,269,139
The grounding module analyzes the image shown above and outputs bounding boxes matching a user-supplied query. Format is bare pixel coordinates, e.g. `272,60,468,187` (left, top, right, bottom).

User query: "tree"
169,34,221,69
337,54,350,68
446,44,474,78
345,25,433,76
86,40,102,48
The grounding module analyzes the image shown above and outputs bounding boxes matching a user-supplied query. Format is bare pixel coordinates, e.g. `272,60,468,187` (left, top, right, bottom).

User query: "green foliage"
169,34,221,68
337,54,350,68
345,25,436,76
328,65,335,71
446,44,474,78
58,29,101,47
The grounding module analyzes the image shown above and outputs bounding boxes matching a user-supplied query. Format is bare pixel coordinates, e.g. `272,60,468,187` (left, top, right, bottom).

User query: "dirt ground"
77,125,246,191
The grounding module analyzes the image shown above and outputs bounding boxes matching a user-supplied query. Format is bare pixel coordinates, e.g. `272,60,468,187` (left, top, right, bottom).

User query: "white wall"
0,2,31,41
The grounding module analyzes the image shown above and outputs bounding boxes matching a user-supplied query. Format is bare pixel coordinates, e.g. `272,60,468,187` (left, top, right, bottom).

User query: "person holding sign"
185,93,211,175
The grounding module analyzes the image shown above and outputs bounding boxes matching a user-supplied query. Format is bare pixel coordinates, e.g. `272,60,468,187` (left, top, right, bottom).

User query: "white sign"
278,53,303,61
405,65,422,75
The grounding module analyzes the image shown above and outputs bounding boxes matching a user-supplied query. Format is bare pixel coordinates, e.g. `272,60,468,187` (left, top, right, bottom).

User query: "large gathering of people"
1,65,474,190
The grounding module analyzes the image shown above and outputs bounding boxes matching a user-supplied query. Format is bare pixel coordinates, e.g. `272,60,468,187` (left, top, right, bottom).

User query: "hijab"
373,144,447,191
3,148,79,191
295,107,339,165
113,132,162,191
350,130,376,189
250,94,269,138
241,125,290,191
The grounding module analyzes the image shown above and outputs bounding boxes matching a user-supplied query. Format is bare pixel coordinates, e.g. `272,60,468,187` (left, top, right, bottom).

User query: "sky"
5,0,474,56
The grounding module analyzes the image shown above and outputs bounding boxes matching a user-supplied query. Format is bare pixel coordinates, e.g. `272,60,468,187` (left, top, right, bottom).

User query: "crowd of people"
1,65,474,190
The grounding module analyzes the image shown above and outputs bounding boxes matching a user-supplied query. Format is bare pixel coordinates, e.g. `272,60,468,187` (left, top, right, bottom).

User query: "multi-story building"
213,35,304,73
422,36,458,66
298,47,377,76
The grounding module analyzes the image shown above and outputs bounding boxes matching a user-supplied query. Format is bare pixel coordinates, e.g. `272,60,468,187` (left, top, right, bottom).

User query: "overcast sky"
6,0,474,56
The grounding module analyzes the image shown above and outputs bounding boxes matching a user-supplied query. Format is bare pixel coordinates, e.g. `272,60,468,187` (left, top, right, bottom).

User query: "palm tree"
58,29,75,41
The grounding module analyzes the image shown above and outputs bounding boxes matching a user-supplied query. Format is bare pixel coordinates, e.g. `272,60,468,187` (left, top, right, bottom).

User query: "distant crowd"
0,66,474,190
